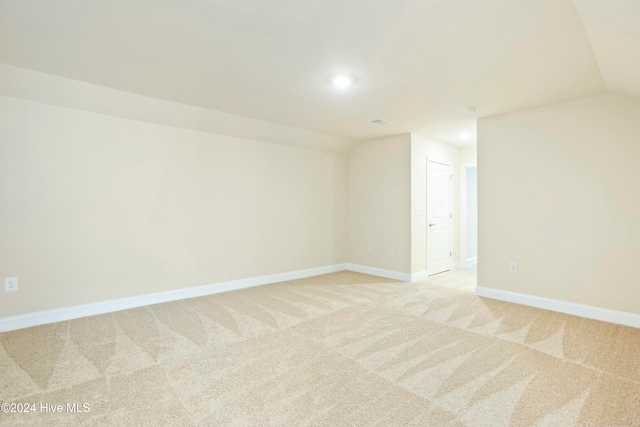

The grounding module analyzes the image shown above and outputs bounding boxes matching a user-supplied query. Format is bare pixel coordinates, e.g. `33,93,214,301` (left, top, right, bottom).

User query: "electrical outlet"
4,277,18,292
509,262,518,274
367,245,373,254
274,250,280,260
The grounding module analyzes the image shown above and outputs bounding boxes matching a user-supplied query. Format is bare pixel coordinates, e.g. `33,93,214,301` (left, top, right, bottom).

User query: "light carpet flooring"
1,269,639,426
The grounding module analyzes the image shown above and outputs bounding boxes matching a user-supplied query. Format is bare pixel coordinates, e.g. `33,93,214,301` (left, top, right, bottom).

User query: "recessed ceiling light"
464,107,477,115
459,132,471,140
331,75,353,89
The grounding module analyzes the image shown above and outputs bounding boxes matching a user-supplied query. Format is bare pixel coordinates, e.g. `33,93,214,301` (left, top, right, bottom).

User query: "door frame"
426,158,453,275
460,163,477,268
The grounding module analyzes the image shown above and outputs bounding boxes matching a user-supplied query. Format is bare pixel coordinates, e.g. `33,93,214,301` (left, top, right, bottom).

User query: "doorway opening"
461,165,477,268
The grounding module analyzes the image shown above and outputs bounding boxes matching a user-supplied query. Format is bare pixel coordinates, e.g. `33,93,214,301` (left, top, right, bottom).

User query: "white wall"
411,134,461,274
347,134,412,273
479,93,640,315
0,65,473,321
347,133,462,277
0,95,347,318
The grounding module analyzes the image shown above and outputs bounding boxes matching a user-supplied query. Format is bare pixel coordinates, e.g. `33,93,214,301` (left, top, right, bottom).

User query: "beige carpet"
1,269,639,426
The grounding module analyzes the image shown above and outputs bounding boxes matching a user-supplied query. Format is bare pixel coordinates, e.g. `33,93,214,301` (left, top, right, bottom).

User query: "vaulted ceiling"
0,0,638,146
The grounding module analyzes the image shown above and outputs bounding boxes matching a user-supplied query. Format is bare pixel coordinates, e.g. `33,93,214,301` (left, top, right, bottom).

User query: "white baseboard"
344,263,411,282
476,286,640,329
0,264,348,333
7,267,636,333
0,263,421,332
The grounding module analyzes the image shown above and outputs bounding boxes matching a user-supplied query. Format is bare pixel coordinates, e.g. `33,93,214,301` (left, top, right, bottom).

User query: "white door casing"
462,165,478,267
427,161,453,275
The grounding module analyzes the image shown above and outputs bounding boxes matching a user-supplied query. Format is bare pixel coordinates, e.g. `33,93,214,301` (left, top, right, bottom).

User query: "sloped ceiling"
0,0,632,147
573,0,640,98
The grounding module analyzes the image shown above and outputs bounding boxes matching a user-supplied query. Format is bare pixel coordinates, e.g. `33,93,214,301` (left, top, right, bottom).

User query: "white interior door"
427,161,453,275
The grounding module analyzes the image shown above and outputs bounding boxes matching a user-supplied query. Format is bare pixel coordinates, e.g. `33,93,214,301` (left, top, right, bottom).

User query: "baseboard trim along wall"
345,263,412,282
5,267,638,332
0,264,349,333
0,263,419,332
476,286,640,329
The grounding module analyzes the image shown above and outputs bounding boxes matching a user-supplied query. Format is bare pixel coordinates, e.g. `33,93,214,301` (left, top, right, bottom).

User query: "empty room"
1,1,639,426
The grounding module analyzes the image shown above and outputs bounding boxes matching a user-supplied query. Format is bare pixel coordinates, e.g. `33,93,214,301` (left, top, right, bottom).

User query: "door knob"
428,223,436,227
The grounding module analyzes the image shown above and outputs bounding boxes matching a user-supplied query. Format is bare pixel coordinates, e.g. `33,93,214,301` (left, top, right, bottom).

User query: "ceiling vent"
370,119,389,125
